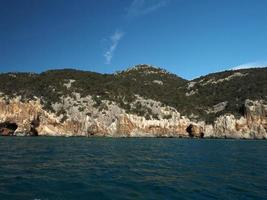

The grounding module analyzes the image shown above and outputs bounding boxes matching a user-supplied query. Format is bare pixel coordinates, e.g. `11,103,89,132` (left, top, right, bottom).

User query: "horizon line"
0,64,266,81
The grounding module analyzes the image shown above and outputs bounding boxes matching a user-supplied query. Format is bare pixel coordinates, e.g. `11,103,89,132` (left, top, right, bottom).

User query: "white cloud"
127,0,169,18
104,30,125,64
231,61,267,70
102,1,169,64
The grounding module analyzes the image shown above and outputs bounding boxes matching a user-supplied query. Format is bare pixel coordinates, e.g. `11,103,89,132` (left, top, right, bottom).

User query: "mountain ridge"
3,64,266,81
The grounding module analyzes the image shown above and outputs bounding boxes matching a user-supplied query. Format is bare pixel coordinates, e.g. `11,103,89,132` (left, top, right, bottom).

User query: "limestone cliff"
0,66,266,138
211,100,267,139
0,96,266,139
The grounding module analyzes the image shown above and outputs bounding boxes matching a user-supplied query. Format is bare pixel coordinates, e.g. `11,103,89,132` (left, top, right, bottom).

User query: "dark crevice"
0,122,18,136
30,116,40,136
186,124,194,138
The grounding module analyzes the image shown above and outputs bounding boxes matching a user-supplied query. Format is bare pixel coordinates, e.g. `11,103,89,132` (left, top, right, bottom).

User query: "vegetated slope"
0,65,266,123
183,67,267,122
0,65,187,117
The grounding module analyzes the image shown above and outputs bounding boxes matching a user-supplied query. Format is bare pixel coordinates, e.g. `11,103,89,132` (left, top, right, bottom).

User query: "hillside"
0,64,266,138
0,65,266,120
186,68,267,122
0,65,187,119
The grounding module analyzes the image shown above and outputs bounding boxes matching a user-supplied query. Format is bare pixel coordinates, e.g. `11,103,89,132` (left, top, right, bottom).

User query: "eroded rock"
0,96,266,139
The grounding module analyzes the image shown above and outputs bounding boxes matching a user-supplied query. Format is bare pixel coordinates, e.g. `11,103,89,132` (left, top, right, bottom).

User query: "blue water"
0,137,266,200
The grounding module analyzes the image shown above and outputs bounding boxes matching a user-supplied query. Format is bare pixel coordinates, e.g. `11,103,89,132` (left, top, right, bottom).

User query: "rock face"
0,96,266,139
212,100,267,139
0,97,41,136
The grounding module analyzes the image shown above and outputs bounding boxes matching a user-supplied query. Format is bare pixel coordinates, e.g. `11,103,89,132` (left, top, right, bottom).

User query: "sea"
0,137,266,200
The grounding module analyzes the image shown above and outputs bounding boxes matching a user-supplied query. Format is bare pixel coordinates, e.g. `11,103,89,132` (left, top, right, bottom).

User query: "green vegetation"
183,68,267,121
0,65,266,123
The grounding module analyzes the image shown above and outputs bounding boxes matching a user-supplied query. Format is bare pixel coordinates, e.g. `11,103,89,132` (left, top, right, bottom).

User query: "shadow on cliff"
0,122,18,136
186,124,204,138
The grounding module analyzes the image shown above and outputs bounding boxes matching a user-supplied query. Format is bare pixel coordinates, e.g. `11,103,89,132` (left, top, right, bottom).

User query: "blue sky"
1,0,267,80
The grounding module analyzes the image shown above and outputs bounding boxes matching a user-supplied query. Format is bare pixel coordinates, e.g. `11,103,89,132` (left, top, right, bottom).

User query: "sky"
1,0,267,80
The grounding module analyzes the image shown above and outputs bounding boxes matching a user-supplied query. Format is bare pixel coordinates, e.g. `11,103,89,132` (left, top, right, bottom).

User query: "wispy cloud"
104,30,125,64
127,0,169,18
102,1,169,64
231,61,267,70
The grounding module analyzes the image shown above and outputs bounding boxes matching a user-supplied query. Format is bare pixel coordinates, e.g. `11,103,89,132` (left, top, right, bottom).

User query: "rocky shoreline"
0,97,266,139
0,66,266,139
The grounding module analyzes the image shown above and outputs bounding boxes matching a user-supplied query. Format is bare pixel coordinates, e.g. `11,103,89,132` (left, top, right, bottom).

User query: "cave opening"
0,122,18,136
186,124,204,138
186,124,194,137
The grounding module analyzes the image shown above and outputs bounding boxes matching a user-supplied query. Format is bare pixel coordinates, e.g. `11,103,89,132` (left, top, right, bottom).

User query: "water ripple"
0,137,266,200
